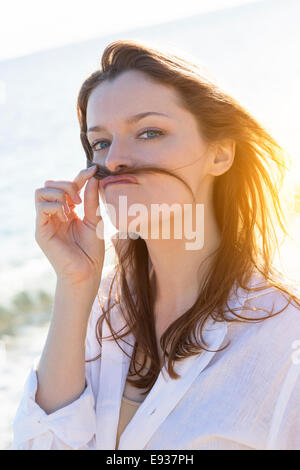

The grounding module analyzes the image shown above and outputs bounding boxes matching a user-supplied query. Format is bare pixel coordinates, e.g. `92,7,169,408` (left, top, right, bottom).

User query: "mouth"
100,174,139,190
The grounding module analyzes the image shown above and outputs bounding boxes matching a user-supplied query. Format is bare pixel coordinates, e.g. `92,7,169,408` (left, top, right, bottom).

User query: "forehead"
86,70,182,121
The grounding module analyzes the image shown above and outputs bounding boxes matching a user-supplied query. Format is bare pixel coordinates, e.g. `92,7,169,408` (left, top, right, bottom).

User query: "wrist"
54,277,100,314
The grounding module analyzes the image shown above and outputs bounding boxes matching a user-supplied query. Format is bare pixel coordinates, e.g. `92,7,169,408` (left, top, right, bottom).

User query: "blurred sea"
0,0,300,449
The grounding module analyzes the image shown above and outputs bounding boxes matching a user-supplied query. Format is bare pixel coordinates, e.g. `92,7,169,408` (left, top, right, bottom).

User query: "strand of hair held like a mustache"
86,158,200,203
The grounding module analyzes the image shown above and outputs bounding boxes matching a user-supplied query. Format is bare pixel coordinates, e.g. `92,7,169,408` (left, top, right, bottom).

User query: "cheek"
156,133,207,171
161,137,208,193
156,137,184,167
136,135,182,169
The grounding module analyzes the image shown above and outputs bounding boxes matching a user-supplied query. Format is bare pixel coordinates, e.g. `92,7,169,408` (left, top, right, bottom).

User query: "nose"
106,162,130,174
98,142,135,174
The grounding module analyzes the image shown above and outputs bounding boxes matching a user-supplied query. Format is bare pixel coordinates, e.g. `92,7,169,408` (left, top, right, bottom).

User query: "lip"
100,174,139,190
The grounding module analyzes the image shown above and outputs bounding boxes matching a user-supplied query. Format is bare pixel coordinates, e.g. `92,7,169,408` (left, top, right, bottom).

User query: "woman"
12,39,300,450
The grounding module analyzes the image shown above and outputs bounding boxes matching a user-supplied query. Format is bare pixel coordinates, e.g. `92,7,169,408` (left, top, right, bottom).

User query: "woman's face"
86,69,214,235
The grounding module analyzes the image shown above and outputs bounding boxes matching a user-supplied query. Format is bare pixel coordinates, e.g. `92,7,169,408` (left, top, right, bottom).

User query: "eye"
138,129,165,140
90,140,110,152
90,128,165,152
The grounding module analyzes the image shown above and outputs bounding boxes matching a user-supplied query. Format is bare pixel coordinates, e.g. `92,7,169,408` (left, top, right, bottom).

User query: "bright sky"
0,0,260,61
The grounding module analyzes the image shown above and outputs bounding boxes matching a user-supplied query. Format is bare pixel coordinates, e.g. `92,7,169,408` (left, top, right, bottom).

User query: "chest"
122,343,165,403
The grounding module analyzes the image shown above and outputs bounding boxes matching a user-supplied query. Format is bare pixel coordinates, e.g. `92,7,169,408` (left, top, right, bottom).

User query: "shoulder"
243,271,300,325
233,271,300,357
221,273,300,392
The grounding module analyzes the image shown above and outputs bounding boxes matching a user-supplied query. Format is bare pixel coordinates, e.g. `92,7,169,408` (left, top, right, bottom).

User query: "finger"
36,201,68,226
43,180,82,207
44,166,97,205
35,187,70,215
72,165,98,194
82,175,103,229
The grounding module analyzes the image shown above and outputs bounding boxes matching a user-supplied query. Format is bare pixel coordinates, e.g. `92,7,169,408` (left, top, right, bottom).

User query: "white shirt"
11,265,300,450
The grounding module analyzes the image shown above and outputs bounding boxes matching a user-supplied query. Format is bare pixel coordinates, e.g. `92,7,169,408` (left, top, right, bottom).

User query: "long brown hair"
77,39,300,397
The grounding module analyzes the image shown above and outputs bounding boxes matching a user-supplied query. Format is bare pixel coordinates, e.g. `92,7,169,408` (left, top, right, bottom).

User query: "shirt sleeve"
241,285,300,450
263,290,300,450
11,358,97,450
266,356,300,450
11,264,116,450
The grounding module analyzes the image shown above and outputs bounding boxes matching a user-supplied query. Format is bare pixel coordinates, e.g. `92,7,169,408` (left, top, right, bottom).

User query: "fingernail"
88,165,97,171
75,194,82,203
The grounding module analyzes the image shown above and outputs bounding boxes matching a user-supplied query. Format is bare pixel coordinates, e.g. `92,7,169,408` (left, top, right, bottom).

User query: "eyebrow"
87,111,170,134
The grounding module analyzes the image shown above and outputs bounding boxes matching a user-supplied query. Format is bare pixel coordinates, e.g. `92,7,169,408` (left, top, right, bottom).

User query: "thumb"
82,176,102,228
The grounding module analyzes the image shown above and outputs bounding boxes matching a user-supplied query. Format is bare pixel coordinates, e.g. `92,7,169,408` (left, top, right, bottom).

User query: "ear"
208,139,236,177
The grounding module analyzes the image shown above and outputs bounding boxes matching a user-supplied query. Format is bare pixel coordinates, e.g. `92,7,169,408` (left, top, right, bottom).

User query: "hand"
35,165,105,290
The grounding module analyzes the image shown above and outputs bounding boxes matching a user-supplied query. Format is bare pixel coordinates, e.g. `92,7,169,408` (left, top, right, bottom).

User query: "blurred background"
0,0,299,450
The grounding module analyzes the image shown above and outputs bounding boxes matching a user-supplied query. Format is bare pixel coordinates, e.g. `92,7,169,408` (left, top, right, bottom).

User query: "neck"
145,192,221,331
